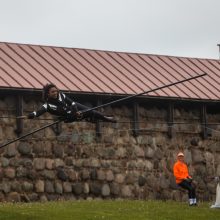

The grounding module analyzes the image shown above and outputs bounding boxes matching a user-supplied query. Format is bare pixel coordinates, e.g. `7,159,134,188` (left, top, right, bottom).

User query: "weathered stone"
53,145,64,158
205,152,214,163
100,148,115,159
216,164,220,176
11,181,22,192
194,164,207,176
47,194,60,201
0,157,9,167
191,137,199,146
67,169,77,182
90,169,97,180
106,170,114,182
57,132,71,142
57,169,68,181
45,181,54,193
0,182,11,193
16,167,28,178
4,168,15,179
82,132,94,144
22,181,34,192
136,159,146,169
35,180,44,193
23,159,33,169
192,149,204,163
115,147,127,158
71,133,80,144
90,182,102,196
145,147,155,158
28,193,39,202
138,176,147,186
97,170,105,181
0,192,5,202
83,182,90,194
32,142,45,156
125,172,138,184
17,142,31,155
144,160,154,171
33,158,45,170
0,169,3,180
4,144,17,157
27,170,38,180
55,181,63,194
7,192,20,202
54,159,64,168
45,159,54,170
63,182,72,193
154,148,163,160
41,170,56,180
110,183,120,195
134,145,145,157
102,184,110,197
65,157,73,166
115,174,125,184
9,157,22,167
159,175,170,189
90,159,100,168
40,195,48,202
81,169,90,180
121,185,133,198
73,183,83,195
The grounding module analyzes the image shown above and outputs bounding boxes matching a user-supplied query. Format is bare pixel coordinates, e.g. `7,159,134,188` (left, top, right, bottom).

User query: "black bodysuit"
28,92,110,122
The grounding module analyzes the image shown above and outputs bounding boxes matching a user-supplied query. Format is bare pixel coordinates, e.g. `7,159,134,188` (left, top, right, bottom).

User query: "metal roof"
0,42,220,101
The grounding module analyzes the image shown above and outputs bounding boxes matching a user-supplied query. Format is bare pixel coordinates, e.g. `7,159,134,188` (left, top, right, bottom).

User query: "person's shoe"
103,116,117,123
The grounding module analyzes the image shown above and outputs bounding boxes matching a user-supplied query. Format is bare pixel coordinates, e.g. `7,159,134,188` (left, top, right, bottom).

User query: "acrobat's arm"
28,105,47,119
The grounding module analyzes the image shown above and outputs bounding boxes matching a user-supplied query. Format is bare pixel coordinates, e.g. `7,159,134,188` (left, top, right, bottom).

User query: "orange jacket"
173,160,191,184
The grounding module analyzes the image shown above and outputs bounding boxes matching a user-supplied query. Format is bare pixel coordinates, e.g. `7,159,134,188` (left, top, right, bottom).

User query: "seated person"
173,152,197,206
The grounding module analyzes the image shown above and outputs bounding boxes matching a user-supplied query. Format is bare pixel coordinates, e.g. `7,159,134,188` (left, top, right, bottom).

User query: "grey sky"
0,0,220,59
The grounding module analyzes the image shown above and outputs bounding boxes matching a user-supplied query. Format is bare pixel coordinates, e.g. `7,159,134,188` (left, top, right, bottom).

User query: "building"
0,42,220,202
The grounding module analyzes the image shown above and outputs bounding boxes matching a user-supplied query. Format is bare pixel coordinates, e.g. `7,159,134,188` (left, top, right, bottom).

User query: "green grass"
0,200,219,220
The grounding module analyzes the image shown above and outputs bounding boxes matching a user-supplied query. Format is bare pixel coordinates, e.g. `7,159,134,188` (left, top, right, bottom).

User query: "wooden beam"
15,95,23,136
96,99,102,138
132,102,139,137
201,104,208,139
168,102,174,138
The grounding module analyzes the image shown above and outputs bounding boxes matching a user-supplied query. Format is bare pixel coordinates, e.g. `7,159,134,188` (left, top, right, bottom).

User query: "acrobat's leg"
75,102,116,122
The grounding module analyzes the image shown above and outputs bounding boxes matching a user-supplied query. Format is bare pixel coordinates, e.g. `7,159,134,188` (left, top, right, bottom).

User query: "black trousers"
178,180,196,199
75,102,106,121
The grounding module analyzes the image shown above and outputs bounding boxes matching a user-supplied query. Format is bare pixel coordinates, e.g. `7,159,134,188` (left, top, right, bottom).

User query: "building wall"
0,93,220,202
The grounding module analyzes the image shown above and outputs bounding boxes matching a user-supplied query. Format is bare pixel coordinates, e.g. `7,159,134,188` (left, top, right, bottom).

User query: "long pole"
81,73,207,114
0,120,60,148
0,73,207,148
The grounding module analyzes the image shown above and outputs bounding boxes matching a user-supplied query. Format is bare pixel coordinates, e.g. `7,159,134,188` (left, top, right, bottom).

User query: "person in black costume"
21,83,116,123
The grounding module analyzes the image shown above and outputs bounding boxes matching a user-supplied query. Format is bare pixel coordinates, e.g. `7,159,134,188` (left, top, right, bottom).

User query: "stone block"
33,158,45,170
35,180,44,193
55,181,63,194
102,184,110,197
4,168,15,179
72,183,83,195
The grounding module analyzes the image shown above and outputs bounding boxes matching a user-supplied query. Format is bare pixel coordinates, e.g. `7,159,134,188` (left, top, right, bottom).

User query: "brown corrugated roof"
0,42,220,101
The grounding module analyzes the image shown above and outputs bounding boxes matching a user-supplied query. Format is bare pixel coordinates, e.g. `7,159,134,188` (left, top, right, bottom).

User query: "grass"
0,200,219,220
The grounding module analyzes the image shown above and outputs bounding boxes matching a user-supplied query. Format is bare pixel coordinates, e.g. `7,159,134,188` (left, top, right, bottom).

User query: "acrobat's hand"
75,111,83,120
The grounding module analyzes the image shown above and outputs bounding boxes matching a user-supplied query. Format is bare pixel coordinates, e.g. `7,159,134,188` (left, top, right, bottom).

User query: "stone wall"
0,94,220,202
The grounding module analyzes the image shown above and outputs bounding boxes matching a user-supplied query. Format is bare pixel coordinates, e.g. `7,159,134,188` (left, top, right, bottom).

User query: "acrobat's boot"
103,116,117,123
